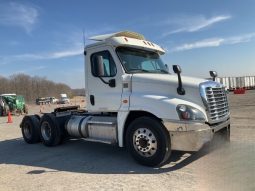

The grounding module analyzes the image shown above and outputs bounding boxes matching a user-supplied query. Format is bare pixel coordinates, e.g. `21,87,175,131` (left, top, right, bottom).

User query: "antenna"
83,28,86,55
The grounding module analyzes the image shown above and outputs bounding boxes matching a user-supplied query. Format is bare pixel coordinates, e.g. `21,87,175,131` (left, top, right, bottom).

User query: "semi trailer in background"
215,76,255,91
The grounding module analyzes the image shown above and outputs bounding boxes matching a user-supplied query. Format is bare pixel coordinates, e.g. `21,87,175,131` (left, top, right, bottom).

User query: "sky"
0,0,255,88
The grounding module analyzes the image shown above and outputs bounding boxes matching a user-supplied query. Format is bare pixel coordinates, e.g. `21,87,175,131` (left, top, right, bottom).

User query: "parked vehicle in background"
59,94,70,104
36,97,59,105
0,96,9,116
0,94,28,116
36,97,50,105
50,97,59,104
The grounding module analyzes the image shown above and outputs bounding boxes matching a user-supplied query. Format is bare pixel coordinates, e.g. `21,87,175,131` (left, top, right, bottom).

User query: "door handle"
90,95,95,105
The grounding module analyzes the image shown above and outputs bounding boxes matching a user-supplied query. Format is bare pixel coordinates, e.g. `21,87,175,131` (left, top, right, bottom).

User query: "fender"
117,94,208,147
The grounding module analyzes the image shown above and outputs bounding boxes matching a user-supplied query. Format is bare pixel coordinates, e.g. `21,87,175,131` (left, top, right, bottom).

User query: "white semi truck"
20,31,230,166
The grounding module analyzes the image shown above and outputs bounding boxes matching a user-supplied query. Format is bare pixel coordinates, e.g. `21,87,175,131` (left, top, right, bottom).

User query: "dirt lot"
0,93,254,191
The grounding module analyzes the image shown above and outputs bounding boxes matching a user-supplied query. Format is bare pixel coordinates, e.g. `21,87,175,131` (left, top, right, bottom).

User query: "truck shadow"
0,137,228,175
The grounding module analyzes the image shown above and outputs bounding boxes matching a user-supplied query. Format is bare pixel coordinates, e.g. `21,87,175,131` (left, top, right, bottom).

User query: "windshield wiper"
128,69,151,73
155,69,169,74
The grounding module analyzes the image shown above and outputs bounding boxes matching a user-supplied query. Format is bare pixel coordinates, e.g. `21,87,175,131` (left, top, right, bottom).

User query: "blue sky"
0,0,255,88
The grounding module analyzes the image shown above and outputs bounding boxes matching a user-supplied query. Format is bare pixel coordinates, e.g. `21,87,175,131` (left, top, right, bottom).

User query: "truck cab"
59,94,70,104
21,31,230,166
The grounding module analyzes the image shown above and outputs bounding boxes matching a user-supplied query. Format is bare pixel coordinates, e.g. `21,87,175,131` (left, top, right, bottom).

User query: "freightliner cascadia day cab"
20,31,230,166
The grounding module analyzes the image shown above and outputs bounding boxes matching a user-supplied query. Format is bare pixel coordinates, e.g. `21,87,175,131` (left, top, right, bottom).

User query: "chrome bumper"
163,118,230,151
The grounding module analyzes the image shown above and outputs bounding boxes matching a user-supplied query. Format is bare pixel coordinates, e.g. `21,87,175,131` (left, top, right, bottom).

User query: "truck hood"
131,73,208,107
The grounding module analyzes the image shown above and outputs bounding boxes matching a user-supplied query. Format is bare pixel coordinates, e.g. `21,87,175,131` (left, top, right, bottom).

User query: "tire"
23,104,28,114
0,106,3,116
21,115,41,144
34,114,41,121
125,116,171,167
40,113,63,146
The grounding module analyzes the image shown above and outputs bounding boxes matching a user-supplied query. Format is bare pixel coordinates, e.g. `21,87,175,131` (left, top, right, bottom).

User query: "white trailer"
215,77,221,84
236,77,244,88
222,77,230,90
20,31,230,166
229,77,236,90
251,76,255,89
244,76,250,89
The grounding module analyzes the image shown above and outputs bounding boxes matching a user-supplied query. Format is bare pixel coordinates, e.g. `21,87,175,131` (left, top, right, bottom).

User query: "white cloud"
224,33,255,44
171,33,255,52
172,38,224,51
0,27,114,65
162,15,231,37
49,49,83,59
14,65,47,74
0,2,39,32
1,48,83,64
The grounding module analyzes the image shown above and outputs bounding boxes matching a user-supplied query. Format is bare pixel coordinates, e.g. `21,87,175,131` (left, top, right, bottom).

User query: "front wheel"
126,116,171,167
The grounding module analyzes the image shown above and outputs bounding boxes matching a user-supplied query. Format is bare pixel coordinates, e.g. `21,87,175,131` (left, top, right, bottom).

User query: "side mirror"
172,65,185,95
209,71,217,81
95,55,105,77
173,65,182,74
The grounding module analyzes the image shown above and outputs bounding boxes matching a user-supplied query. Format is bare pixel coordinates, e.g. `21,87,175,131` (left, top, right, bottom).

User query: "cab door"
86,46,123,112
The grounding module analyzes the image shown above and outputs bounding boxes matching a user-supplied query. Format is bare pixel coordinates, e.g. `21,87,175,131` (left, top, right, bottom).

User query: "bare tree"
0,74,73,103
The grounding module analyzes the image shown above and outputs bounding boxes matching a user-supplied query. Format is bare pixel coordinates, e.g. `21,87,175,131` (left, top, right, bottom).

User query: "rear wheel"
126,116,171,167
34,114,41,121
40,113,63,146
21,115,41,144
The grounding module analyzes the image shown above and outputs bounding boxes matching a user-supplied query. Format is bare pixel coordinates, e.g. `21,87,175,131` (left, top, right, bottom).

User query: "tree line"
0,74,73,103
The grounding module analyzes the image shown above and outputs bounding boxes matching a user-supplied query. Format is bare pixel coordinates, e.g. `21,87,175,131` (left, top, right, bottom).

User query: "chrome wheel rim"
41,121,51,141
133,128,157,157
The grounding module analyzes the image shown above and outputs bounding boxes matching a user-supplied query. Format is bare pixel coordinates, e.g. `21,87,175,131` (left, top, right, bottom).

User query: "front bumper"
163,118,230,151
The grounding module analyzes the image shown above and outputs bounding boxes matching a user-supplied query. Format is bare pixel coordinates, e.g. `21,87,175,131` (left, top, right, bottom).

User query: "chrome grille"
200,81,230,123
205,87,229,121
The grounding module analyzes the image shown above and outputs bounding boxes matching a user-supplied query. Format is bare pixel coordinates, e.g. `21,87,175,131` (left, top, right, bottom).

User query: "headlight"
176,104,206,122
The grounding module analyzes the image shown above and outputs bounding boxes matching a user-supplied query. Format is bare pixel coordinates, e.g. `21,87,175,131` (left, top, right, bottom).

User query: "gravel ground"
0,93,254,191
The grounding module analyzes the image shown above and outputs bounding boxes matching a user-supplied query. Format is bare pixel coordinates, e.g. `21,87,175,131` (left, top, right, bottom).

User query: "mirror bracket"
98,77,116,88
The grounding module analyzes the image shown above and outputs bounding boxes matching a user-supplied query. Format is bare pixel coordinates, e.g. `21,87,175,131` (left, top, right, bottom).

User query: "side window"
91,51,117,77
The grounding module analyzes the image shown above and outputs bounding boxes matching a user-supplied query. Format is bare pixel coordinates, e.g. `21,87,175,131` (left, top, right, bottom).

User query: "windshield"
116,47,169,74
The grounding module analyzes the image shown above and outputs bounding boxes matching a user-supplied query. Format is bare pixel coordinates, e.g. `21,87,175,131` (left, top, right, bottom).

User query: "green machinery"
0,94,28,116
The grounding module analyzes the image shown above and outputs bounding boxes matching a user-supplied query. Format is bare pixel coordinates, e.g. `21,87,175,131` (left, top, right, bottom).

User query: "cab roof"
87,31,165,55
89,31,145,41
